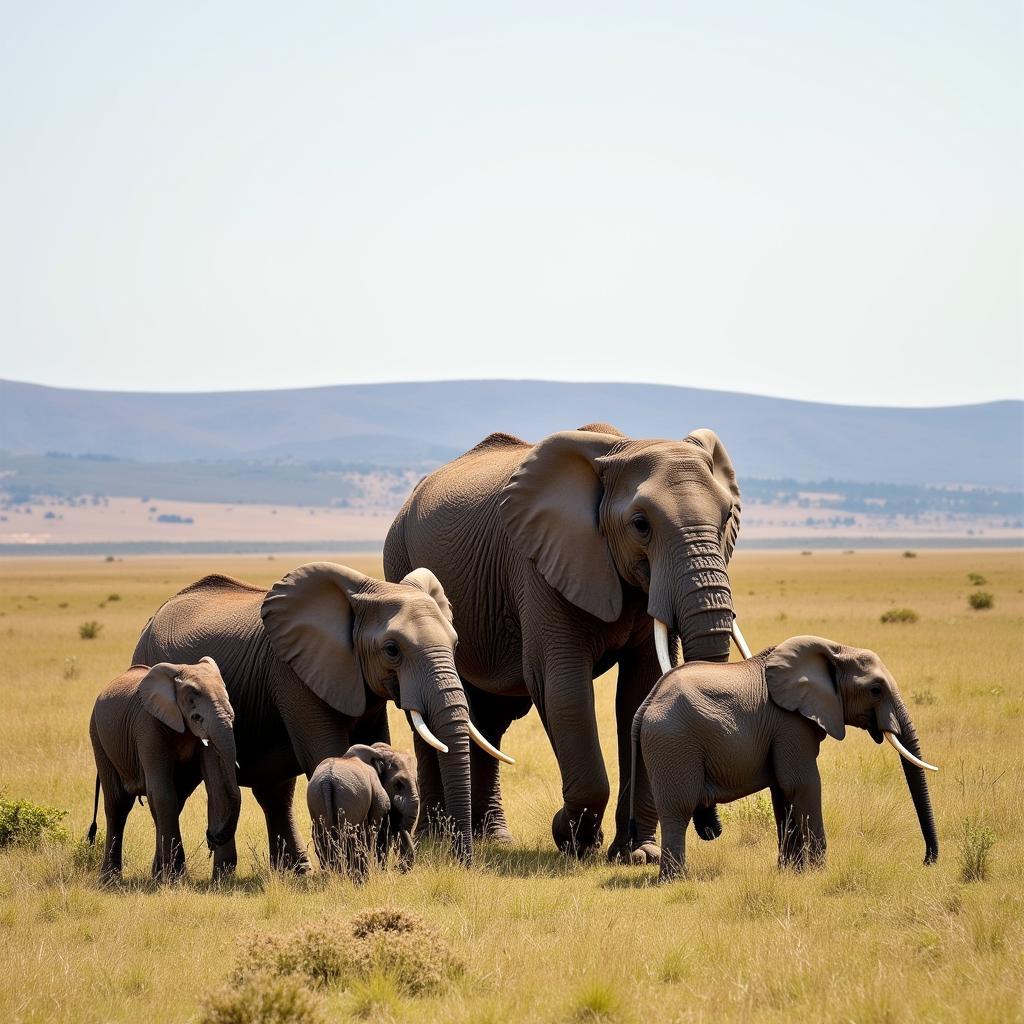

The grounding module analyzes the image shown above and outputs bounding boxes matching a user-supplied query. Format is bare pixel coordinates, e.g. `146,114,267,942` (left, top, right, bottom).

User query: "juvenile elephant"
385,424,749,860
307,742,419,877
134,563,506,869
631,636,939,881
88,657,240,882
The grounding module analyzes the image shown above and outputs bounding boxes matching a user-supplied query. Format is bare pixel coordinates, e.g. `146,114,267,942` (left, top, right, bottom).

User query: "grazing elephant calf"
88,658,240,882
631,636,939,881
306,743,419,878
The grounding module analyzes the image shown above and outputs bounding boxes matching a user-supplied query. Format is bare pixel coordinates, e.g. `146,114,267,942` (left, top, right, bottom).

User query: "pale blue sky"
1,3,1020,405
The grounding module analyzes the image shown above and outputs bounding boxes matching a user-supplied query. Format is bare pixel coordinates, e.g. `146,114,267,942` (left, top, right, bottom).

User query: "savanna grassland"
0,550,1021,1024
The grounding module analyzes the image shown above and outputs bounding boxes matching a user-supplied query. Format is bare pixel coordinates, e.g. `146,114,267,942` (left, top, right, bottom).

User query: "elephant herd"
86,423,939,883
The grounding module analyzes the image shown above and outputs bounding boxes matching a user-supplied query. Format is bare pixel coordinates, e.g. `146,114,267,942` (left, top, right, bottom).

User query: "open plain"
0,550,1021,1023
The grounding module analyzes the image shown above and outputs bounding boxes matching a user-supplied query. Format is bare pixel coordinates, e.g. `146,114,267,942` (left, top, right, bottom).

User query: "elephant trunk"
650,527,734,670
200,716,241,850
402,652,473,864
893,698,939,865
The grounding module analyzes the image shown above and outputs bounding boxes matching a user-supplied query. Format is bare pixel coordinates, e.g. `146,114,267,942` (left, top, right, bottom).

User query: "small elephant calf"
631,636,940,881
306,742,419,878
88,658,240,881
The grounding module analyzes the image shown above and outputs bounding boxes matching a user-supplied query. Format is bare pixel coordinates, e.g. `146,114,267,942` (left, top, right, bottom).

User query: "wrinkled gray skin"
134,562,474,869
88,657,240,882
633,636,939,881
307,742,420,877
385,423,741,860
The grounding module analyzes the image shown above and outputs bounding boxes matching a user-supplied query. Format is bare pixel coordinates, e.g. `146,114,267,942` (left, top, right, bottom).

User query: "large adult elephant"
384,424,750,861
133,562,506,867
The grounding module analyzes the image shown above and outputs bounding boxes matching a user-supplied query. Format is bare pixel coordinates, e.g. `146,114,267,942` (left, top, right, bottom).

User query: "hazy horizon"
1,4,1020,406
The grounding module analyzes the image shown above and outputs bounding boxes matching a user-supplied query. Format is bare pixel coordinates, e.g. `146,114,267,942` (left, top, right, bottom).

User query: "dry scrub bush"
968,591,994,610
199,974,325,1024
880,607,918,624
233,907,463,998
958,819,996,882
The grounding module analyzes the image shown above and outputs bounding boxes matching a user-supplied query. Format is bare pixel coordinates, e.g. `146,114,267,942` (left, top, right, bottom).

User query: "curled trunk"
894,699,939,864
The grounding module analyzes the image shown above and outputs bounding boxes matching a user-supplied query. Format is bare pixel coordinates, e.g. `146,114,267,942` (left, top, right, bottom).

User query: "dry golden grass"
0,549,1022,1023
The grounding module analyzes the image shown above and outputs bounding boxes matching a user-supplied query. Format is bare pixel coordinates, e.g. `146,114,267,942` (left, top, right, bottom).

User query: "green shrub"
968,591,994,610
967,572,988,586
106,593,121,602
902,550,917,558
574,979,620,1019
78,620,103,639
199,975,325,1024
0,797,68,849
958,819,996,882
880,607,919,624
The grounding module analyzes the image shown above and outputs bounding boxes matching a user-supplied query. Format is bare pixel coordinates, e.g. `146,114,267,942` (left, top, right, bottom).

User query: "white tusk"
410,709,449,754
731,620,752,660
468,719,516,765
653,618,673,675
201,737,209,747
884,731,939,772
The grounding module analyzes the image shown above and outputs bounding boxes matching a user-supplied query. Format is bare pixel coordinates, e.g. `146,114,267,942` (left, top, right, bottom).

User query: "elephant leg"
411,733,446,839
532,660,609,857
466,684,531,843
771,771,826,869
658,813,691,882
100,785,134,882
608,643,661,864
253,777,310,873
147,781,185,881
350,702,391,746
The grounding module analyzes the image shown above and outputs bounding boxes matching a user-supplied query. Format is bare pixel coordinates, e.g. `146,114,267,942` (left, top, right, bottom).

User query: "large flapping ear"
139,663,185,733
684,428,742,562
499,430,623,622
765,636,845,741
261,562,368,718
401,568,454,625
346,742,388,776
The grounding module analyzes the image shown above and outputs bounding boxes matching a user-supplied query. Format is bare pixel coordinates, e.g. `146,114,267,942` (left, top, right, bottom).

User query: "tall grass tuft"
958,819,996,882
573,979,620,1020
78,620,103,639
968,591,994,610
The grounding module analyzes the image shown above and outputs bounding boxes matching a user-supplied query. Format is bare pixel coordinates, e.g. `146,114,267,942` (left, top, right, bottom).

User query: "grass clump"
106,592,121,602
903,550,917,558
880,607,918,624
968,572,988,586
234,907,463,998
968,591,994,610
78,620,103,639
958,819,996,882
199,974,325,1024
911,689,938,706
0,796,68,849
573,979,620,1019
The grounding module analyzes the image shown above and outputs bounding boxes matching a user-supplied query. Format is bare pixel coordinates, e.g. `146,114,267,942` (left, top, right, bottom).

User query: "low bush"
902,550,917,558
199,975,325,1024
880,607,918,624
959,819,996,882
967,572,988,586
968,591,994,610
78,620,103,639
0,797,68,849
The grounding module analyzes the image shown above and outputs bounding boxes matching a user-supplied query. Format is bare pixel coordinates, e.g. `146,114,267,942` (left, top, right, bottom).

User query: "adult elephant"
133,562,506,868
384,424,750,861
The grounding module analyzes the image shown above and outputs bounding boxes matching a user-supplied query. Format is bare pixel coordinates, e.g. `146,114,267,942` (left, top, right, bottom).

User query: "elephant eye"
630,513,651,538
870,684,883,697
382,640,401,662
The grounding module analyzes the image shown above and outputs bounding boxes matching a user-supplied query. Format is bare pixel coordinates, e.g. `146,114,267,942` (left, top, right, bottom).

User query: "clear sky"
1,3,1020,406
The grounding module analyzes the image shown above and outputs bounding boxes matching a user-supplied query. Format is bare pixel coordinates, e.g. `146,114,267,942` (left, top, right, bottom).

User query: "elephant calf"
631,635,939,881
88,657,240,882
307,742,419,878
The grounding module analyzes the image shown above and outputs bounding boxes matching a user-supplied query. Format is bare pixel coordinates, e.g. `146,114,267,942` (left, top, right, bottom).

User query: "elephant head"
499,426,742,666
139,657,241,849
765,635,939,864
349,742,420,868
260,562,503,861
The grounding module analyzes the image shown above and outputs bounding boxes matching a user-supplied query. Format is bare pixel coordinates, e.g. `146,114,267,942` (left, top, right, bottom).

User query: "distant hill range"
2,378,1021,488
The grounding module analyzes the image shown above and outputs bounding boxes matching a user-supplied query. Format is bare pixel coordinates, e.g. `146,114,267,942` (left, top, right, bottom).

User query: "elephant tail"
87,774,100,845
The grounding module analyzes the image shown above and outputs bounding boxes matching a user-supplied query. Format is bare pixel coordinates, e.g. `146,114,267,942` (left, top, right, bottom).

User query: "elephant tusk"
468,719,516,765
653,618,673,676
200,737,209,747
884,731,939,772
410,709,449,755
731,619,753,660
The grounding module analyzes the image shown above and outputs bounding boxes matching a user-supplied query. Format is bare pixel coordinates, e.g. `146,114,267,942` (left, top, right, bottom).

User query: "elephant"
384,423,750,861
87,657,241,882
307,742,419,877
133,562,507,869
630,635,940,881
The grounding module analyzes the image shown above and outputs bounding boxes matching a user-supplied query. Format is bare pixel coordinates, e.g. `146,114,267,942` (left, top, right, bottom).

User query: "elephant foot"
473,809,515,845
693,805,722,842
552,807,603,858
607,838,661,865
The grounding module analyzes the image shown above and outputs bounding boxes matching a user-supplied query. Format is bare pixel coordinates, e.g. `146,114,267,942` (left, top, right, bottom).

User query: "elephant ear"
765,636,845,740
139,664,185,733
347,743,389,776
684,428,741,562
261,562,367,718
499,430,622,622
401,568,454,625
